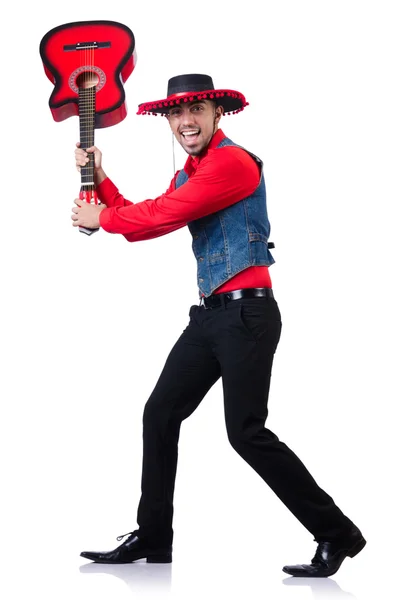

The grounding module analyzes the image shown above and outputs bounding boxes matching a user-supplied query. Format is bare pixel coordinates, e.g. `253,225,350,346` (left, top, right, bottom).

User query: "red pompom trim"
136,88,249,116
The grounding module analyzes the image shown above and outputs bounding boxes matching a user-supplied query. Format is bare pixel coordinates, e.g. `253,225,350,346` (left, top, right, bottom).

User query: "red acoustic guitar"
39,20,136,234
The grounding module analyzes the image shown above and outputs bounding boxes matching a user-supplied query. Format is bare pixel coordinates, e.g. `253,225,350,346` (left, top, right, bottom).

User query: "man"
74,74,365,576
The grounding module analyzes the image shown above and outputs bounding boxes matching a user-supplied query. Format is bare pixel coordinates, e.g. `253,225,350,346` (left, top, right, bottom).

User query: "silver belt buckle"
202,296,212,310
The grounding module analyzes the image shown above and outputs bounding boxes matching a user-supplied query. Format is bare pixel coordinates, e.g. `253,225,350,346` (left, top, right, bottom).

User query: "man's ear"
215,105,224,124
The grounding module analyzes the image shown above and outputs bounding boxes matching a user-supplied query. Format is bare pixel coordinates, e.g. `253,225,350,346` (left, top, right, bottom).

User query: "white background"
1,1,396,599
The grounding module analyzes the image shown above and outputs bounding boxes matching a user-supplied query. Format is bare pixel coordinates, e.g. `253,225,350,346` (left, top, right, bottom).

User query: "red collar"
184,129,226,176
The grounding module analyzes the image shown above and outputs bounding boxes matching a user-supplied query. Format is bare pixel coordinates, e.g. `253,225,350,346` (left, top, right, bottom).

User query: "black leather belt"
201,287,274,309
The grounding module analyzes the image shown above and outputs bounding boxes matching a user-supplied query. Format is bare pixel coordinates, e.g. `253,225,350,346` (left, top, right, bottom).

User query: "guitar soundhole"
76,71,100,89
69,66,106,93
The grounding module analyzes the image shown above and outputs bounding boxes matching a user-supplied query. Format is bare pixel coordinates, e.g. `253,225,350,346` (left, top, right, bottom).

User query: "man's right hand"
75,142,102,172
75,143,107,186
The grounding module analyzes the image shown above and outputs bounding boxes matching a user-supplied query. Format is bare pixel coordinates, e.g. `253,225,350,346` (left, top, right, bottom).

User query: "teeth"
182,131,199,136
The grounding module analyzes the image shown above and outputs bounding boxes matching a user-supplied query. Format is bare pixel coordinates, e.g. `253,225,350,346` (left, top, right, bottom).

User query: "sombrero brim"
137,89,249,116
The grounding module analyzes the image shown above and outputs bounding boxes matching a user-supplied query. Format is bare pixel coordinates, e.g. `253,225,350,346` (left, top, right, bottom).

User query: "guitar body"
39,20,136,128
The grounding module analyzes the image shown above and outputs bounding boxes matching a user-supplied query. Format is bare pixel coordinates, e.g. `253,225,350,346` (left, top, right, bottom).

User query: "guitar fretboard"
78,86,96,190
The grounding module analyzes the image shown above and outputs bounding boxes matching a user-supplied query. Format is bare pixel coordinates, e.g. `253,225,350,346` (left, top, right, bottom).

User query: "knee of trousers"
226,424,278,453
142,397,163,426
142,396,179,437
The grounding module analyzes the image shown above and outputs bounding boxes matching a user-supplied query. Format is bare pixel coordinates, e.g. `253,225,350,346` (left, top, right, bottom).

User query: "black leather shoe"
80,530,172,564
282,527,366,577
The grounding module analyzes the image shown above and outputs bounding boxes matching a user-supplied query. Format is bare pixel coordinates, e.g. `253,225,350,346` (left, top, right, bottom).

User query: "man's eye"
169,110,181,117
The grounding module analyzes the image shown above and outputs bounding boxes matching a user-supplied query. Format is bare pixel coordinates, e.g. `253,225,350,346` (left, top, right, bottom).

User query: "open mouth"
180,129,200,143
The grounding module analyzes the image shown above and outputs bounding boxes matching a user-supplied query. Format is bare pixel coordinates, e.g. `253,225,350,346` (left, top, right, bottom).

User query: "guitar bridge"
63,41,111,52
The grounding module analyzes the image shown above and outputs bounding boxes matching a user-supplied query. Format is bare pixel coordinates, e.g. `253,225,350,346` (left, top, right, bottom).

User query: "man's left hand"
71,198,107,229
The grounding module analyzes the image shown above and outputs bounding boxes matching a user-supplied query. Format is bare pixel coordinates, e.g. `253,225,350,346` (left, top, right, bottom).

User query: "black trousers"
136,296,354,546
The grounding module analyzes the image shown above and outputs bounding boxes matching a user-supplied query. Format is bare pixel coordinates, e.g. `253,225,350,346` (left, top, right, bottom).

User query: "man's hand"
75,143,107,186
71,198,107,229
75,143,102,172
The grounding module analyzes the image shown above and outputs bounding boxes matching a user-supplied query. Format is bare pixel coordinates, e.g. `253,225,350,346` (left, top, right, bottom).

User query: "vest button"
199,278,204,283
193,235,199,240
199,257,204,261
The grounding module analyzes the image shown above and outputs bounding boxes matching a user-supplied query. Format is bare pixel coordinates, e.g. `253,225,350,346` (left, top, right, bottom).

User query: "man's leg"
137,305,221,546
80,305,221,563
209,297,355,541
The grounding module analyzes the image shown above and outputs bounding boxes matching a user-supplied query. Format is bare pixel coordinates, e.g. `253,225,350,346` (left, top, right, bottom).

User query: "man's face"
167,99,223,156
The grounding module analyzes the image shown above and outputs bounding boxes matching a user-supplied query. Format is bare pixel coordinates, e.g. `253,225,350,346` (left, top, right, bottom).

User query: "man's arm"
96,173,186,241
73,143,184,237
99,147,260,239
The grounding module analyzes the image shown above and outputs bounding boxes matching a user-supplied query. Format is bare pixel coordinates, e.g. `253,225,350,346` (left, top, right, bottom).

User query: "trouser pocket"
238,302,282,348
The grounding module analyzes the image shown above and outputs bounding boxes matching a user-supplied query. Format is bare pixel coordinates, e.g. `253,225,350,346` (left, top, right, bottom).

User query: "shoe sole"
80,552,172,564
147,554,172,563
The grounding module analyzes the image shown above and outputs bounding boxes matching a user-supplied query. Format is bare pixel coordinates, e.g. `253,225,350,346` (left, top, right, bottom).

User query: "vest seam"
242,199,252,263
219,214,231,274
202,227,213,291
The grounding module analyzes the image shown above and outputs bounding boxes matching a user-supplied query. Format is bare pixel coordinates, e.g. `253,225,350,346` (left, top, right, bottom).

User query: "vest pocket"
208,252,226,265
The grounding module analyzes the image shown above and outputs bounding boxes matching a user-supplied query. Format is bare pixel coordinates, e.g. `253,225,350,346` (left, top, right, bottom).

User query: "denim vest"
176,136,275,297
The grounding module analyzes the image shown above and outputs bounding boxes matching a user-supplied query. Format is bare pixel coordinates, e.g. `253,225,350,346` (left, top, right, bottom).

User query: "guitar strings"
91,41,95,195
88,41,94,196
78,38,96,198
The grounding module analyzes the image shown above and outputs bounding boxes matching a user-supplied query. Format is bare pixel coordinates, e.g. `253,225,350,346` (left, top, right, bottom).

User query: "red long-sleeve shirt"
97,129,272,293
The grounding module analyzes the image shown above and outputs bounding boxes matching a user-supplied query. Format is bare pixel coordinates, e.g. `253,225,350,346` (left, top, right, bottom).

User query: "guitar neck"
79,86,96,190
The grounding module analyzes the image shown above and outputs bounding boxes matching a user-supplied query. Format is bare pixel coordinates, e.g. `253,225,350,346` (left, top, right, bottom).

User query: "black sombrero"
137,73,249,116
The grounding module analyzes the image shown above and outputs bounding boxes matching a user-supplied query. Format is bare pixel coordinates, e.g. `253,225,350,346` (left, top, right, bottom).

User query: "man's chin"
183,142,204,156
177,135,207,156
